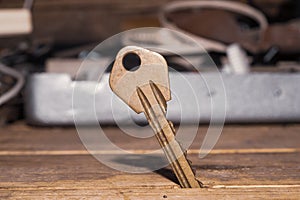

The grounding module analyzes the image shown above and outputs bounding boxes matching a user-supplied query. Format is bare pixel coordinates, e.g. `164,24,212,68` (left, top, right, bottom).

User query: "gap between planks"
212,185,300,189
0,148,299,156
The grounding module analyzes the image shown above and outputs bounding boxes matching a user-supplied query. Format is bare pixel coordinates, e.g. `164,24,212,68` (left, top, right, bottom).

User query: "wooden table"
0,123,299,199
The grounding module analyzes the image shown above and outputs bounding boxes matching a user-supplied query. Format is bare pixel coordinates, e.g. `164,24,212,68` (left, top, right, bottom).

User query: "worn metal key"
109,46,201,188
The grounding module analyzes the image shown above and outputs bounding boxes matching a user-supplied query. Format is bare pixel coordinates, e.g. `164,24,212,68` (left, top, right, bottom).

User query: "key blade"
137,85,201,188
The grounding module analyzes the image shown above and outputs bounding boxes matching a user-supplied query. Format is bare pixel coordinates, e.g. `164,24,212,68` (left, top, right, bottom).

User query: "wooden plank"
0,0,171,47
0,183,300,199
0,123,299,198
0,152,299,185
1,124,300,151
29,0,171,45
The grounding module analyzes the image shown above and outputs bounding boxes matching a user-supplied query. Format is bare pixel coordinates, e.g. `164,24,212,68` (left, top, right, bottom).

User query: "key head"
109,46,171,113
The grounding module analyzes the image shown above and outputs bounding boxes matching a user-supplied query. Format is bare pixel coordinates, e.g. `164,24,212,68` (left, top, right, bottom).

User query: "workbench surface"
0,123,299,199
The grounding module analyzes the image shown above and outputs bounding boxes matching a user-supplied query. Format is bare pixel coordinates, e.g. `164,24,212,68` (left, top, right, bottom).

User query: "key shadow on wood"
154,168,180,185
112,154,180,185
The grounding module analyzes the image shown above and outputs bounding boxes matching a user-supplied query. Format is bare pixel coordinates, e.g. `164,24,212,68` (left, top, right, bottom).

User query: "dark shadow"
112,154,179,184
154,168,180,185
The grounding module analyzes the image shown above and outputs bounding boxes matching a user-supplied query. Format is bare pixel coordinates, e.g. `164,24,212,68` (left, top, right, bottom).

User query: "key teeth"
168,121,176,135
196,178,205,188
149,80,167,114
178,141,201,187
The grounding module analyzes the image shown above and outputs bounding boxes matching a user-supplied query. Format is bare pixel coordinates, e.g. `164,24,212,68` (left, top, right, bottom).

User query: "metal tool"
26,71,300,125
109,46,201,188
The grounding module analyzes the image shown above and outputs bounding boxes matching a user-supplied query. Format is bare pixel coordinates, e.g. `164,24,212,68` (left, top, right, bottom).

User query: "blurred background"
1,0,300,126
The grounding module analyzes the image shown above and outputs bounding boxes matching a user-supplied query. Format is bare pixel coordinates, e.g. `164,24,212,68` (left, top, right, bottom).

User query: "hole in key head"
122,52,141,71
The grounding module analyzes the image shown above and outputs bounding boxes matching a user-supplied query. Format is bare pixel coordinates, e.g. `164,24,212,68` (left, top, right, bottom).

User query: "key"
109,46,202,188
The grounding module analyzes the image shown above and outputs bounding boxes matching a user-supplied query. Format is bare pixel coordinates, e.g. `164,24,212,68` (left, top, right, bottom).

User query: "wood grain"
0,123,299,199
